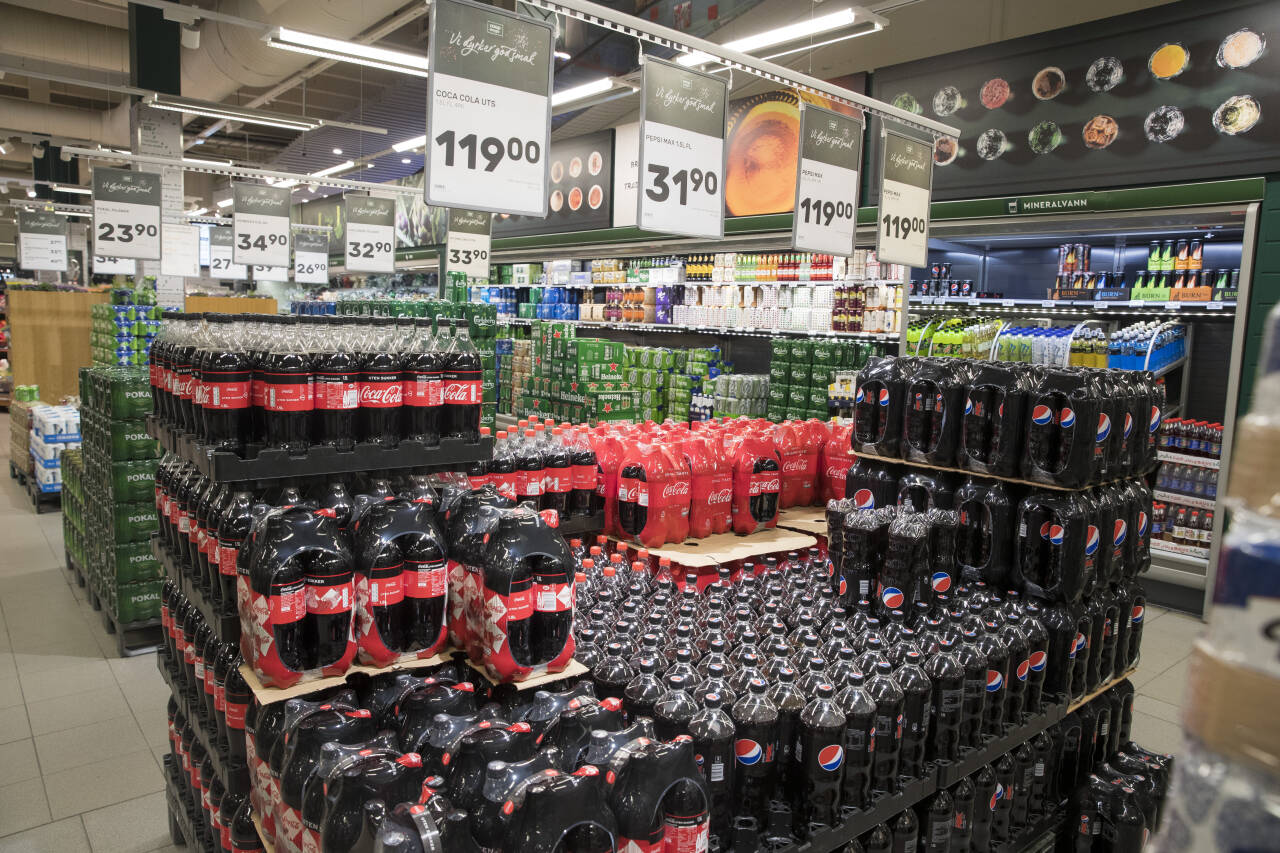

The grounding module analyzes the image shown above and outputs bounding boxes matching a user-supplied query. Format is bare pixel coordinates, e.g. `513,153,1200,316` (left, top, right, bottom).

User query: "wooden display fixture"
609,526,817,568
854,450,1120,493
8,289,108,402
185,295,278,315
1068,668,1140,714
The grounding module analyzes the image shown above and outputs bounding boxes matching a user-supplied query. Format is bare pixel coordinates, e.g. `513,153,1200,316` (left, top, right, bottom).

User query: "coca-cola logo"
443,383,475,403
707,488,732,505
192,384,210,406
359,385,402,406
661,480,690,499
825,465,848,480
781,458,809,473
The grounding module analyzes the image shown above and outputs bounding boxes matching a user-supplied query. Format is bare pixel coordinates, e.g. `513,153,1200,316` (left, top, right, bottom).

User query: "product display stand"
774,506,828,536
607,526,817,569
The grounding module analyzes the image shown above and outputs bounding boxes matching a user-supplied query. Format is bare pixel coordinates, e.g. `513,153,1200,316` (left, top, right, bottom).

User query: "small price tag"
791,103,862,256
293,232,330,284
968,298,981,306
160,224,200,278
232,183,292,267
445,209,492,279
1205,302,1225,310
92,167,162,260
17,210,68,271
876,128,932,268
344,196,396,273
1041,300,1055,308
1001,299,1015,307
1165,302,1181,310
93,255,136,275
207,226,247,280
252,265,290,282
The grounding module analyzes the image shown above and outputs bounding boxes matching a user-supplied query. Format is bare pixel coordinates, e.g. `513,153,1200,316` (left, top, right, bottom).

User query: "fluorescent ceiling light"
215,198,233,208
188,207,208,216
677,7,867,67
554,50,571,60
401,157,411,164
392,134,427,153
146,93,319,131
51,184,92,195
312,160,356,178
265,27,430,77
551,77,618,107
332,148,343,155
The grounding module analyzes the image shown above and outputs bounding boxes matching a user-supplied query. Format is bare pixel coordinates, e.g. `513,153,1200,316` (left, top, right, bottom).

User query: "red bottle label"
359,372,403,408
305,580,353,615
225,700,248,731
504,588,533,621
443,374,481,405
534,582,572,613
369,573,405,607
664,815,710,853
219,542,240,577
749,472,781,496
468,474,489,491
314,372,359,411
270,582,306,625
494,473,518,501
263,375,314,412
572,464,596,490
403,558,447,598
203,369,252,410
403,373,443,407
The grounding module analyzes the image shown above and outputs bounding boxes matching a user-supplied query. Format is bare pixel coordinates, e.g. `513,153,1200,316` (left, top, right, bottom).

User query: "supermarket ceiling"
0,0,1178,212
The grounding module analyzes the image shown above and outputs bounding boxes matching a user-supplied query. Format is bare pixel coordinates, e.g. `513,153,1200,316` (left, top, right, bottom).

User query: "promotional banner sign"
92,167,162,260
793,103,864,256
344,196,396,273
208,226,247,280
93,254,136,275
876,128,933,268
637,56,728,239
233,182,291,267
445,209,492,278
293,231,330,284
160,224,200,278
426,0,554,216
17,210,68,271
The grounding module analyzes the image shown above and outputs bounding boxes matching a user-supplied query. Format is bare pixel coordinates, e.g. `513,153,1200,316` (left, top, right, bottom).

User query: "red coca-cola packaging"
617,442,690,549
448,502,575,683
350,498,450,667
774,420,824,508
683,434,733,538
590,428,628,537
442,488,513,653
820,422,857,503
727,428,782,534
239,506,357,689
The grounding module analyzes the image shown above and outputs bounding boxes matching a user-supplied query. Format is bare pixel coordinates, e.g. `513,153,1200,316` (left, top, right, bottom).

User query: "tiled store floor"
0,411,1200,852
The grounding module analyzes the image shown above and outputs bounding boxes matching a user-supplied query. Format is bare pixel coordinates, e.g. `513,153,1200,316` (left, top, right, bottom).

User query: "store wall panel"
9,290,108,402
1238,174,1280,415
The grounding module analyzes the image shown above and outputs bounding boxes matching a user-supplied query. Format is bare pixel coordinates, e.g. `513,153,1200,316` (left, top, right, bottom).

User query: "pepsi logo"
1016,659,1030,681
1113,519,1128,546
965,398,975,416
1131,604,1145,624
855,387,866,404
881,587,905,610
1049,524,1065,546
986,669,1004,692
1040,520,1052,539
878,388,890,406
1085,525,1100,555
1029,650,1048,672
931,572,952,593
818,744,844,772
1032,405,1054,426
839,578,848,597
1059,407,1076,428
1149,405,1162,433
990,783,1004,810
1072,632,1086,657
736,739,763,766
1138,511,1149,538
1124,413,1134,438
853,489,876,510
1096,414,1111,442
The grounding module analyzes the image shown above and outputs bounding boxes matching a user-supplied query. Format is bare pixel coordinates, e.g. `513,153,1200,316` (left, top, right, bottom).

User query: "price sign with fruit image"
293,231,330,284
233,182,292,268
445,209,492,279
344,196,396,273
793,103,864,256
92,167,162,260
208,226,247,280
877,127,933,268
638,56,728,239
426,0,554,216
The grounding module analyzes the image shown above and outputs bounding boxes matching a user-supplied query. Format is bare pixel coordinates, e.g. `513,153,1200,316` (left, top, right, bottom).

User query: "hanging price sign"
637,56,728,239
426,0,554,216
876,128,933,268
792,103,863,256
445,209,492,279
92,167,162,260
233,183,292,268
93,255,136,275
207,227,247,280
293,232,330,284
344,196,396,273
17,210,68,271
160,224,200,278
251,265,290,282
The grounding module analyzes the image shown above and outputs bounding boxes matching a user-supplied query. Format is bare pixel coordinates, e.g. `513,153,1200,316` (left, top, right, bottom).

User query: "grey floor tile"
1138,657,1191,706
43,749,164,820
17,659,116,704
0,677,22,710
0,653,14,681
0,816,89,852
26,684,133,737
1133,693,1182,726
34,716,149,776
0,705,31,744
1129,710,1184,756
0,738,40,784
0,780,53,840
81,792,173,853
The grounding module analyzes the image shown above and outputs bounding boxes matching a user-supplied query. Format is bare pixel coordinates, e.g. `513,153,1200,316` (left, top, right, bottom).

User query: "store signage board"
91,167,162,260
160,224,200,278
344,196,396,273
17,210,68,271
792,103,864,256
612,122,641,228
208,227,248,280
876,128,933,268
425,0,554,217
253,265,290,282
232,183,292,268
637,57,728,239
293,231,330,284
93,255,136,275
445,209,492,278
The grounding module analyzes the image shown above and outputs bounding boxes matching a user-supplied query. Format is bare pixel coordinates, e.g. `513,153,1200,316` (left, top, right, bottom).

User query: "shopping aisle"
0,411,1194,852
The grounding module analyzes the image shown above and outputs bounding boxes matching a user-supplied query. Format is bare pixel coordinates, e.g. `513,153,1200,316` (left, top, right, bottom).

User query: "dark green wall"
1237,174,1280,416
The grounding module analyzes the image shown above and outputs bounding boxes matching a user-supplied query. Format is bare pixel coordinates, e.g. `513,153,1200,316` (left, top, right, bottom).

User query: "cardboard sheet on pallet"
610,526,817,568
775,506,828,536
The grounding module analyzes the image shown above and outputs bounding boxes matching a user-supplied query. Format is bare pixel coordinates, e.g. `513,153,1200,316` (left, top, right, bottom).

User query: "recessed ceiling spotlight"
332,147,343,155
401,157,411,164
